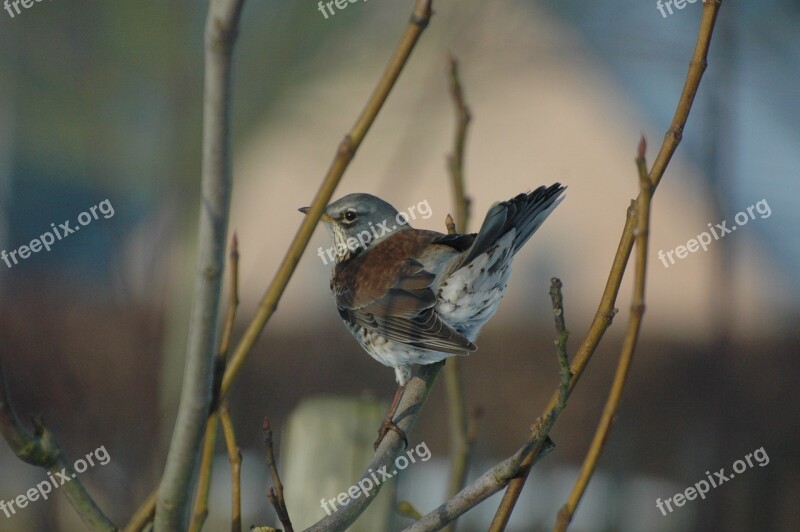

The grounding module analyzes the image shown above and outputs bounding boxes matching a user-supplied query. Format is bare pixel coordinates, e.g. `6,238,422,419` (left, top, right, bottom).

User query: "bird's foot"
374,384,407,450
374,419,408,451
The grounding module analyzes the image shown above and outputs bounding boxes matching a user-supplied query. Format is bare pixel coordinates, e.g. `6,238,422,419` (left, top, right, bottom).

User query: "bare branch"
445,53,472,233
0,357,116,530
553,138,653,532
491,3,722,523
134,0,437,526
442,54,474,532
220,404,242,532
489,280,573,530
187,409,218,532
155,0,246,528
189,233,241,532
304,362,443,531
263,417,292,532
549,279,571,410
404,438,555,531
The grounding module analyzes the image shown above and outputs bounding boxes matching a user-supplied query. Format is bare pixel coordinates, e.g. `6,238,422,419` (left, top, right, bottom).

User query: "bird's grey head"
299,193,409,262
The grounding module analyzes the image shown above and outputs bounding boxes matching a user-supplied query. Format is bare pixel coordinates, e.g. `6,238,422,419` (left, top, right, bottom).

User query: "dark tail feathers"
458,183,565,268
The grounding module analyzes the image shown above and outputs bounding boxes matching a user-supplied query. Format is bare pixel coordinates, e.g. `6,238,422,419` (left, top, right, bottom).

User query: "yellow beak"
298,206,333,223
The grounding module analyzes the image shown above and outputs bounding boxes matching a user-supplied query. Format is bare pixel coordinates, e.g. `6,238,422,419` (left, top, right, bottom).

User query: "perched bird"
300,184,565,446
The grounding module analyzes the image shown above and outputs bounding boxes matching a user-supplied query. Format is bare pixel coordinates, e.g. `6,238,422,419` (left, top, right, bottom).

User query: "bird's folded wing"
335,258,476,353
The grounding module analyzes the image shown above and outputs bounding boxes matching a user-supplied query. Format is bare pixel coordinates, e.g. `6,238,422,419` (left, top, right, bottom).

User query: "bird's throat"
331,224,364,264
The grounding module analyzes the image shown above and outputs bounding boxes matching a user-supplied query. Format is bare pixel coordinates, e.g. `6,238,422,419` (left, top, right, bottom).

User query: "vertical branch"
552,138,653,532
490,4,721,525
156,1,245,526
133,2,436,528
549,279,571,411
443,55,474,531
446,53,471,231
488,279,573,531
189,234,240,532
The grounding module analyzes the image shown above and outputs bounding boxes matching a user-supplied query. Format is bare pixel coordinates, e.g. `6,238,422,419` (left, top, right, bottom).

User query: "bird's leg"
374,385,408,450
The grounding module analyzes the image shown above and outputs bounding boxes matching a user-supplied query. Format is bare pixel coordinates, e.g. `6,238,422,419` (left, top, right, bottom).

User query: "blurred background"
0,0,798,530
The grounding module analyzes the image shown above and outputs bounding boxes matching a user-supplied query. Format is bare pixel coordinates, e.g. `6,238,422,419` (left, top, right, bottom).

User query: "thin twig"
220,404,242,532
553,137,653,532
0,357,116,530
122,490,156,532
550,279,571,410
489,4,721,526
189,233,240,532
156,1,245,528
489,208,633,532
218,233,240,364
403,438,556,531
487,279,576,531
188,410,219,532
219,0,436,398
649,2,721,191
442,54,474,532
446,53,471,231
263,417,292,532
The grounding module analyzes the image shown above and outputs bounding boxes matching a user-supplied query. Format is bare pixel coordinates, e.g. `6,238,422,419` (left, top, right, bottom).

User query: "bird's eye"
343,210,358,223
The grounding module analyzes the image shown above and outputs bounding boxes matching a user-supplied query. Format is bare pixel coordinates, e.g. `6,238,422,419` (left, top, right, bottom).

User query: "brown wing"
333,231,476,354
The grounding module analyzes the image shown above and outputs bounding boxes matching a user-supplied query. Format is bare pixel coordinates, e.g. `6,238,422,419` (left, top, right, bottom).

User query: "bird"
300,184,565,447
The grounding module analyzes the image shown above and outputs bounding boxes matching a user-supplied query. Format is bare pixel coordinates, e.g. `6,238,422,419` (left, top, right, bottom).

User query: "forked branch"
155,0,245,528
553,137,653,532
